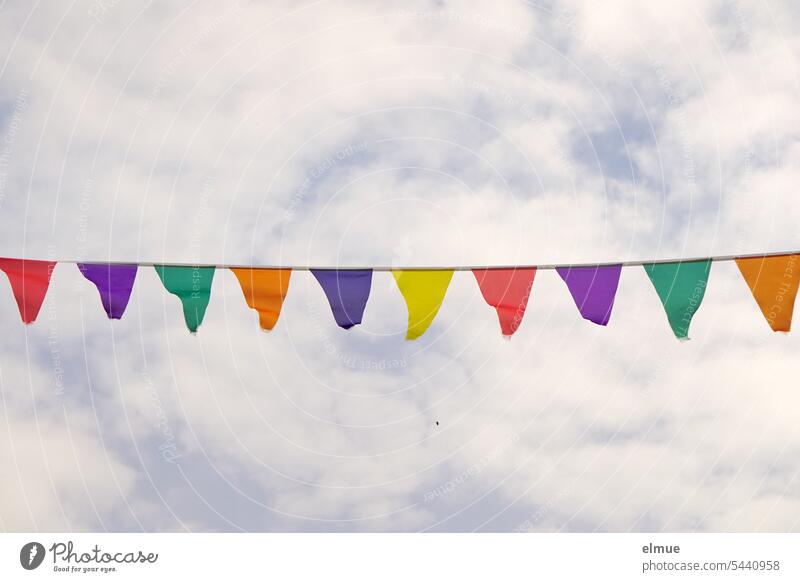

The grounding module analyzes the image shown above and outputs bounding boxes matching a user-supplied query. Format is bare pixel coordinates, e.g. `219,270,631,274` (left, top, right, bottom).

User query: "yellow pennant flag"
392,270,454,340
231,268,291,331
736,255,800,332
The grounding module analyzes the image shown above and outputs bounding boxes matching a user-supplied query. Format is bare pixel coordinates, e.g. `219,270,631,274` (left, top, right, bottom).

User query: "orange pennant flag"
736,254,800,332
231,268,291,331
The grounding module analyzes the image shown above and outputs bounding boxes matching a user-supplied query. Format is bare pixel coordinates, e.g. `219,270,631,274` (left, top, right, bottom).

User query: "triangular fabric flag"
78,263,137,319
556,264,622,326
154,265,215,333
392,270,454,340
311,269,372,329
472,268,536,336
231,268,291,331
0,258,56,323
736,254,800,332
643,260,712,339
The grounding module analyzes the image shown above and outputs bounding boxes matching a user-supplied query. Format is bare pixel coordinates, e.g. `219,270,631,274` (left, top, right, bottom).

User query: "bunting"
155,265,215,333
78,263,137,319
392,270,453,340
0,258,56,323
1,252,799,341
736,255,800,332
473,268,536,336
643,260,711,339
556,264,622,326
231,268,291,331
311,270,372,329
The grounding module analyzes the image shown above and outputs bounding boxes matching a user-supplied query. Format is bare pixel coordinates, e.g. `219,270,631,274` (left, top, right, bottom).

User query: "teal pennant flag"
154,265,215,333
643,260,712,339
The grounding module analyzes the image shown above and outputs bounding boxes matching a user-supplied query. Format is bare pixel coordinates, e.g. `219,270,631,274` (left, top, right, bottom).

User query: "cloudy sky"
1,0,799,532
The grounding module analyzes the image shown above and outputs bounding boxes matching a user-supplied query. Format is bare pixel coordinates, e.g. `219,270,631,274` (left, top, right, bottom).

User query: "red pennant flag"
473,268,537,336
0,258,56,323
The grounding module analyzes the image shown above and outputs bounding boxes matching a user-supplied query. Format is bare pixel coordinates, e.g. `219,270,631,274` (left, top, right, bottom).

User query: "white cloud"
0,0,798,532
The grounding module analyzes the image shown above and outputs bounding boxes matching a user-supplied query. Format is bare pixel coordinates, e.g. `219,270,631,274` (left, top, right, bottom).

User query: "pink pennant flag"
473,268,537,336
0,258,56,323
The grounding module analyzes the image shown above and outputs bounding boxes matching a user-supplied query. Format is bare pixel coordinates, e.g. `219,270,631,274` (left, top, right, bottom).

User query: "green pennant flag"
643,260,712,339
154,265,215,333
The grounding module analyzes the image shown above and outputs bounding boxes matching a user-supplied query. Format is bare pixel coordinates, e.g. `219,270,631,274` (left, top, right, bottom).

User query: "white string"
23,249,800,271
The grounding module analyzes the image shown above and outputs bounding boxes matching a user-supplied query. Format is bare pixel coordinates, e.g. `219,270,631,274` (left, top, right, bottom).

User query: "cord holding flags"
0,252,798,339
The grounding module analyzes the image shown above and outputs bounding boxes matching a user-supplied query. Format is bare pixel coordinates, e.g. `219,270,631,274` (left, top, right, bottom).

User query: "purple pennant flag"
78,263,138,320
556,264,622,326
311,270,372,329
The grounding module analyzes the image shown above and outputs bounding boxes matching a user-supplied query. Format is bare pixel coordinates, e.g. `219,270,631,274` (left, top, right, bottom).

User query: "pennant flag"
473,268,536,336
736,254,800,332
154,265,215,333
231,268,291,331
0,258,56,323
78,263,137,319
311,270,372,329
556,264,622,326
392,270,453,340
643,260,711,339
